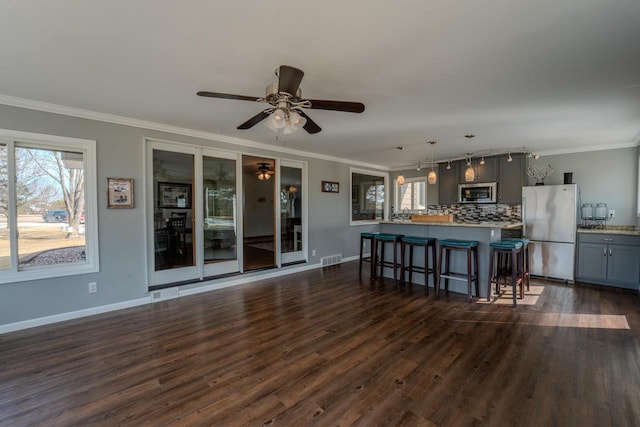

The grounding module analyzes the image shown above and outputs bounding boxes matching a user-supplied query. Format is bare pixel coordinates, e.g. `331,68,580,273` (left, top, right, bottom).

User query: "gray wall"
0,104,381,327
527,147,638,226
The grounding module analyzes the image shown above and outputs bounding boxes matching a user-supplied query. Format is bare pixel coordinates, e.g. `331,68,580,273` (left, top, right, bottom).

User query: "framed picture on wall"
322,181,340,193
158,182,192,208
107,178,134,209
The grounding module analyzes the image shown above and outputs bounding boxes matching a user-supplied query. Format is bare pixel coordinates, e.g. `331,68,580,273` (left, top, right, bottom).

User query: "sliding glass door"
279,160,305,264
201,150,240,277
147,140,306,287
149,144,198,285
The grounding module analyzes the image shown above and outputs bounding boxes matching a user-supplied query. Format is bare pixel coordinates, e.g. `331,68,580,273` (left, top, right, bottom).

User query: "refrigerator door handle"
522,196,526,237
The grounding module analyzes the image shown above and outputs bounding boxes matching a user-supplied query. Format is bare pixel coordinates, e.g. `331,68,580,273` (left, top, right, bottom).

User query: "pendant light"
427,141,437,185
396,146,405,185
464,134,475,182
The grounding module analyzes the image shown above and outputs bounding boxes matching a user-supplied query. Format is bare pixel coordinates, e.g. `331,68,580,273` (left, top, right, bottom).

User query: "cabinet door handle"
609,248,613,256
603,238,613,241
603,248,607,256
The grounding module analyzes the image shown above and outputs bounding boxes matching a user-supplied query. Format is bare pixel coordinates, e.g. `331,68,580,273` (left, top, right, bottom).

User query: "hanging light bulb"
465,156,475,182
446,161,451,170
427,141,437,185
464,135,476,182
480,156,485,165
416,162,421,171
397,174,405,186
507,152,513,162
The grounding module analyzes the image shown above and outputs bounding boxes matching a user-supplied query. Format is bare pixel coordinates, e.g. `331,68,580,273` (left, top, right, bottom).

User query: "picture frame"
158,182,192,209
107,178,134,209
322,181,340,193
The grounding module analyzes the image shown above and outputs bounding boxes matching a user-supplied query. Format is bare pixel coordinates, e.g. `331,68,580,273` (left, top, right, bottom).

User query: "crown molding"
0,94,388,171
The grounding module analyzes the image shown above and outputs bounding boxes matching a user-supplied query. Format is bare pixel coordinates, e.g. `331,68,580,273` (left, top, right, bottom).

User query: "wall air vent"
320,254,343,267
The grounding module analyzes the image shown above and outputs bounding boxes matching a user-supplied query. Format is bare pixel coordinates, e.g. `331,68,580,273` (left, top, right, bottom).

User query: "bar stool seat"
488,239,524,307
359,232,379,277
437,239,479,302
400,236,437,294
372,233,404,285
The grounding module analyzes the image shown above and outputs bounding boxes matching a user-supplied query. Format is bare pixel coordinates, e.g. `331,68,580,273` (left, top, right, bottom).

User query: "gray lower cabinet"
576,233,640,290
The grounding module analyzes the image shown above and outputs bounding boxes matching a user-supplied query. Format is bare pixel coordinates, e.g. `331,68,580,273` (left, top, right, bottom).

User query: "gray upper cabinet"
438,161,460,205
437,153,526,205
576,233,640,290
498,153,526,204
459,157,497,183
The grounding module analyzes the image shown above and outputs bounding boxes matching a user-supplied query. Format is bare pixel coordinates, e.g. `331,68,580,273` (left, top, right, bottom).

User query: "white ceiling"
0,1,638,169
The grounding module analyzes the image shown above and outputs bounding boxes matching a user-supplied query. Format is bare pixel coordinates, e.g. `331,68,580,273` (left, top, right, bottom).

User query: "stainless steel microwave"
458,182,497,204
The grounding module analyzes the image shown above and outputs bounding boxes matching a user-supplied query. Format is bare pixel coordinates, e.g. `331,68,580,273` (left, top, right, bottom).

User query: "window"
351,168,388,224
396,177,426,211
0,129,98,284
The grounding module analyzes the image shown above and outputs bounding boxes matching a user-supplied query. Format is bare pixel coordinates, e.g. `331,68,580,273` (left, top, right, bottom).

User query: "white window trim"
350,167,389,226
395,176,427,213
0,129,99,284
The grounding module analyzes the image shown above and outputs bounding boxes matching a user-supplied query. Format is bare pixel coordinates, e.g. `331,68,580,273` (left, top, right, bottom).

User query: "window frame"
350,167,389,226
395,176,427,212
0,128,98,284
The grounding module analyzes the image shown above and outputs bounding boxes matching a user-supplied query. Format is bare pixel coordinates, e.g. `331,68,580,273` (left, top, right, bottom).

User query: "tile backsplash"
395,204,521,224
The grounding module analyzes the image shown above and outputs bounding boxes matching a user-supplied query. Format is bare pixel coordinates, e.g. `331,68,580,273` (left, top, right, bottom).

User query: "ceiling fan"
197,65,365,134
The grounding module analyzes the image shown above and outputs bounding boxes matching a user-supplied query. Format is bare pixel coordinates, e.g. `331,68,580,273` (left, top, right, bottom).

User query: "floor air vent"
150,288,179,302
321,254,343,267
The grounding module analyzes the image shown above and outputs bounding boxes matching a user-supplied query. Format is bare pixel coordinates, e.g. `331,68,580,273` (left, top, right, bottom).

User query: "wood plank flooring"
1,261,639,426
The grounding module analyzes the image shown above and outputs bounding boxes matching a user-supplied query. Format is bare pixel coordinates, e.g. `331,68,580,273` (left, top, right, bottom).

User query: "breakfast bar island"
378,221,522,299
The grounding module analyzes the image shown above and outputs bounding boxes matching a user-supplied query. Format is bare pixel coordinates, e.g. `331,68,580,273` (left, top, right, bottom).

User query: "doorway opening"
242,155,276,271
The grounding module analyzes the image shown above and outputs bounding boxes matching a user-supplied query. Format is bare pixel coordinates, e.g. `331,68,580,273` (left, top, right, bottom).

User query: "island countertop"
380,220,522,229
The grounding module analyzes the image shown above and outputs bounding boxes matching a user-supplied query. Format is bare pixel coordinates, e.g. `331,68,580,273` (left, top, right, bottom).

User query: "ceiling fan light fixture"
289,110,307,129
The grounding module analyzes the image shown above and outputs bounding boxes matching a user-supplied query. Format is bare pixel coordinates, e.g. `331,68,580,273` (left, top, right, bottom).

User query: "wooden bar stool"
487,239,524,308
358,232,378,277
436,239,479,302
372,234,404,285
400,236,437,294
501,237,530,291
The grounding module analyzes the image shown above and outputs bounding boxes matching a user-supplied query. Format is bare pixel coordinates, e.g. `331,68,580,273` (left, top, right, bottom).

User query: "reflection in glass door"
150,147,197,284
280,162,305,264
202,153,239,276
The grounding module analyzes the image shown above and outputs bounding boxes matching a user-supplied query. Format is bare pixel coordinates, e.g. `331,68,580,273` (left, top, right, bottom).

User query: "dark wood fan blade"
237,110,271,129
306,99,365,113
197,91,261,102
278,65,304,96
296,110,322,134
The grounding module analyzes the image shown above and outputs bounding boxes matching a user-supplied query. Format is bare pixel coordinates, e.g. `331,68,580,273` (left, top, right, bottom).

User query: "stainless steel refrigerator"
522,184,577,282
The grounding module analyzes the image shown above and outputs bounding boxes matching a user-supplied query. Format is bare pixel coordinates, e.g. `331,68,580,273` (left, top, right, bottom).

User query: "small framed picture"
107,178,134,209
158,182,192,209
322,181,340,193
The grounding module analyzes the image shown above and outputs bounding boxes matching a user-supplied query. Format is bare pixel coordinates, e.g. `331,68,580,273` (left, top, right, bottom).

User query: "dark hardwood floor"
1,261,639,426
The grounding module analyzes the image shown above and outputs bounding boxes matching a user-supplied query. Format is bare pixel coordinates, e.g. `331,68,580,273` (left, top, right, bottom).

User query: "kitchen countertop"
577,226,640,236
381,220,523,229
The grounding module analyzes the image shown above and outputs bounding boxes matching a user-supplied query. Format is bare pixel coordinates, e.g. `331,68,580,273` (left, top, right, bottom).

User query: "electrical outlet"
312,249,316,256
88,282,97,293
609,209,615,219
